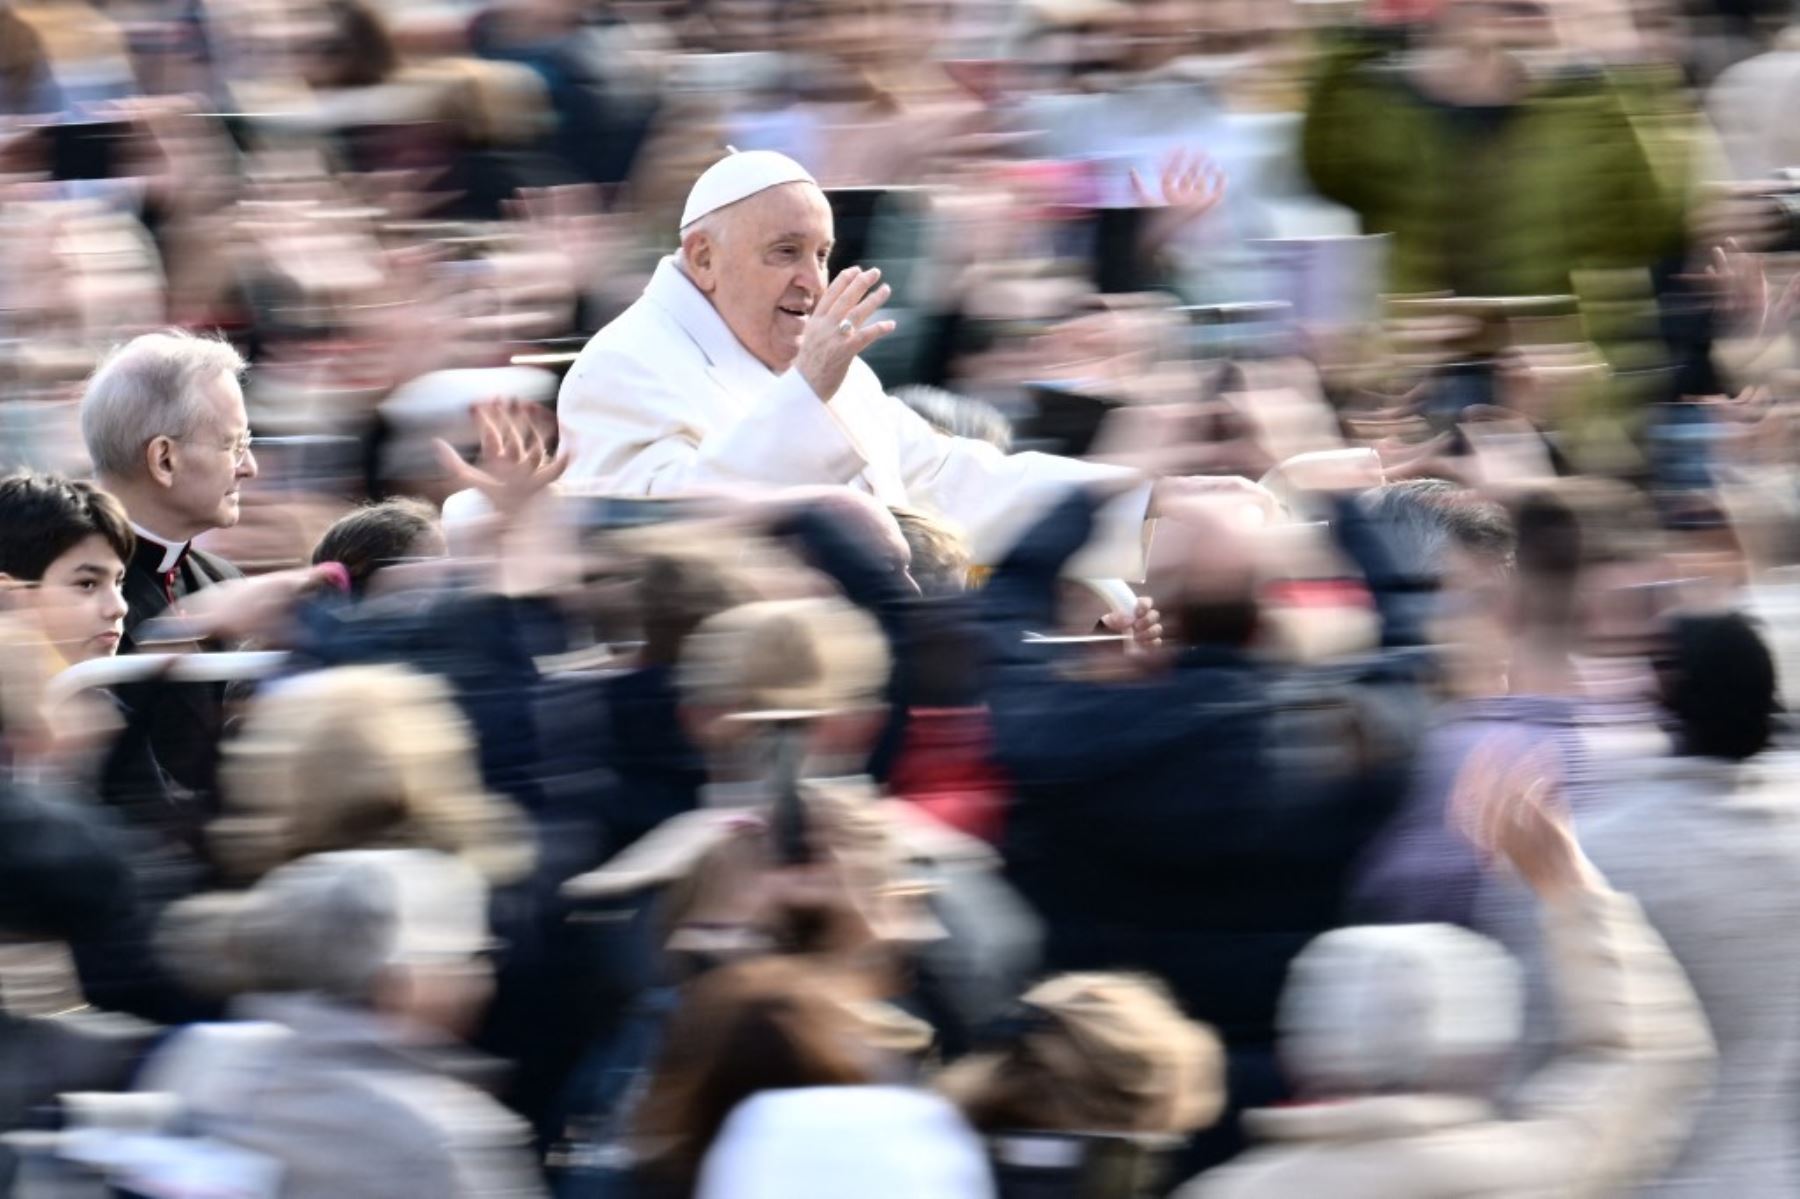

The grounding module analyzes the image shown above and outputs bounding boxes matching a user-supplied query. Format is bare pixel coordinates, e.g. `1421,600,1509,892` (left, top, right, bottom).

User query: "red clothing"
887,706,1010,845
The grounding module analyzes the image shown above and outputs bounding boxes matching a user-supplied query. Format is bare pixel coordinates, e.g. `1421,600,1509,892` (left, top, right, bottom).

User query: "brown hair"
939,973,1224,1137
321,0,397,88
640,552,751,667
311,498,443,596
0,7,47,113
634,956,881,1191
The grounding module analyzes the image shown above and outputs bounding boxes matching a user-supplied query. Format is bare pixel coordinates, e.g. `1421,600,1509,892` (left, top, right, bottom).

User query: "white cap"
680,149,818,231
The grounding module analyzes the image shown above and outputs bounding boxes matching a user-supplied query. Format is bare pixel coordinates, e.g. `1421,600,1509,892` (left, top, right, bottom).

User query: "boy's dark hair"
311,498,442,595
1663,612,1779,763
0,473,134,581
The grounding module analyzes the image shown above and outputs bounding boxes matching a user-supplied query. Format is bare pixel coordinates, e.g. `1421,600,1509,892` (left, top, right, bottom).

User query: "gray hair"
680,210,721,242
1279,922,1522,1098
231,854,403,1003
80,330,246,480
231,849,491,1003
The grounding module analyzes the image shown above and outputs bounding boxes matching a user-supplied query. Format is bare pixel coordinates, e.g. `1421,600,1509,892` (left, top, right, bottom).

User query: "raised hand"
1150,474,1284,527
1707,237,1800,341
434,398,570,515
1101,595,1165,653
795,266,896,403
1450,738,1600,901
1131,150,1227,252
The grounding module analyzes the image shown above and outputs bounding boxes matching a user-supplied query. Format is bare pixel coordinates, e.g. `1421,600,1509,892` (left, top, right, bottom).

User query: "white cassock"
558,256,1153,579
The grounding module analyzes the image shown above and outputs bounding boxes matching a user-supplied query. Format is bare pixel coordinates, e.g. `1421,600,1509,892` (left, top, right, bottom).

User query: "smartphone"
766,720,812,867
46,121,133,181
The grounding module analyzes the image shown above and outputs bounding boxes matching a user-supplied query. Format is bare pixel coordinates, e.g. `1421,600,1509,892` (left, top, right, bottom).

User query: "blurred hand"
1459,414,1556,494
1690,184,1791,253
1131,150,1227,252
1100,595,1164,653
1706,237,1800,341
1088,403,1240,477
1451,738,1601,901
434,398,570,517
1265,447,1386,495
1151,474,1283,526
172,564,344,644
345,167,462,222
110,96,237,217
796,267,896,402
503,183,626,296
1372,431,1466,483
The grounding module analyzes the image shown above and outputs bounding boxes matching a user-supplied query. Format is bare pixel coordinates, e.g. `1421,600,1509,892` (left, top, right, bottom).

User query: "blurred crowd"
7,0,1800,1195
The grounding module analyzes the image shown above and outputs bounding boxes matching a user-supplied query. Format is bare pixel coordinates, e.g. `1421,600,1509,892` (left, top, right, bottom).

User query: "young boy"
0,472,133,666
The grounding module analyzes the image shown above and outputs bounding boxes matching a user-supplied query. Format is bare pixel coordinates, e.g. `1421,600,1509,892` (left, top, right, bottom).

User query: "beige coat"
1178,888,1714,1199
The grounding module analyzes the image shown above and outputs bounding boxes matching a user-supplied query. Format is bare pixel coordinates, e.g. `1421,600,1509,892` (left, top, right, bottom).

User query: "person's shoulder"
560,293,687,397
187,545,242,583
577,290,677,360
323,1060,535,1160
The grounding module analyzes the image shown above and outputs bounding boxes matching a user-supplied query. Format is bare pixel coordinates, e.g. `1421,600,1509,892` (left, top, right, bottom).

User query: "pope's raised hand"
796,266,895,403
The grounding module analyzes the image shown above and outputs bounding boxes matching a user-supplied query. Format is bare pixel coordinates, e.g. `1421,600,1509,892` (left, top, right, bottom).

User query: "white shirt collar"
642,255,781,392
130,521,189,574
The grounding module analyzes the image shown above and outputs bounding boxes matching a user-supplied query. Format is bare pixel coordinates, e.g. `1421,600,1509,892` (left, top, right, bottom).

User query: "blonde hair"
212,665,533,885
891,507,972,596
938,973,1224,1136
677,597,891,717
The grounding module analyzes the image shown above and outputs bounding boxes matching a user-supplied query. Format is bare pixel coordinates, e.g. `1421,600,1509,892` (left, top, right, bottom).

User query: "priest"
558,150,1199,578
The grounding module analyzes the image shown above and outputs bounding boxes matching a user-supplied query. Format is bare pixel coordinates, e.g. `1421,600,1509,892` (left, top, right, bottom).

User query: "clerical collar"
647,257,778,388
130,521,189,574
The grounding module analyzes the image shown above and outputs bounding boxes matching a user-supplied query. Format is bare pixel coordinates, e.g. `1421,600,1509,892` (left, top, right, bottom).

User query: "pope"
557,150,1194,579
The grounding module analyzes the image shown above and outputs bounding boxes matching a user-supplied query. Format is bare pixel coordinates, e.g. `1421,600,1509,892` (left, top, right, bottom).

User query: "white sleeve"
559,346,868,494
886,393,1153,579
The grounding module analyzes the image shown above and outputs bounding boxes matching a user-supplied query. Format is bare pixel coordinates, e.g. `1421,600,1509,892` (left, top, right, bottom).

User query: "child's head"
311,498,446,597
0,473,134,664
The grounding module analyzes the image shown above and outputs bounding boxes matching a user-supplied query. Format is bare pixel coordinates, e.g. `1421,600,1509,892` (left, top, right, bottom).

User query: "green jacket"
1301,35,1681,299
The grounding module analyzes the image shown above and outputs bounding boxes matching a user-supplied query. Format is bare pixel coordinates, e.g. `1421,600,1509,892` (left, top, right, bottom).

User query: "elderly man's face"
168,371,258,532
686,183,835,374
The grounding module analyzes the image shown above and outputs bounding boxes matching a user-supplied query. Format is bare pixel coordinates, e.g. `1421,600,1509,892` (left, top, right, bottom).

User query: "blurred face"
810,0,902,67
163,372,259,534
25,535,129,665
1430,545,1511,697
684,184,835,373
380,956,495,1042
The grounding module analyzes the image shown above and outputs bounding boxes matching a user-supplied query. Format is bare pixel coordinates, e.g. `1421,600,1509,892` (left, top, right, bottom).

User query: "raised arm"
1450,743,1715,1196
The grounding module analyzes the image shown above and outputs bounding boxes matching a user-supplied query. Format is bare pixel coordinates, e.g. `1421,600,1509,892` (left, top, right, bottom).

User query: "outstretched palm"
434,398,570,515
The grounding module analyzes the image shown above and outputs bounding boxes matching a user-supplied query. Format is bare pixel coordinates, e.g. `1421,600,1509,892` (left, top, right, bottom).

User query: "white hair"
678,209,733,270
231,849,490,1004
80,329,246,480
